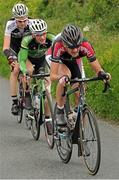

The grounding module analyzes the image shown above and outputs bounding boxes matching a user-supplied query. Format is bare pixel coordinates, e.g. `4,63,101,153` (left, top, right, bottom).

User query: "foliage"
0,0,119,122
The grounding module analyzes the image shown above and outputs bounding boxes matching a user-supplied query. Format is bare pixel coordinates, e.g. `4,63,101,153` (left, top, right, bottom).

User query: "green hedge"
0,0,119,122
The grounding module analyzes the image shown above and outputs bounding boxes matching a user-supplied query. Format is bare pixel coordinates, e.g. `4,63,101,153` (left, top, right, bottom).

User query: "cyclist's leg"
69,61,81,110
62,60,81,123
26,59,34,76
24,59,34,109
44,76,51,116
55,64,71,126
10,61,19,115
56,63,71,107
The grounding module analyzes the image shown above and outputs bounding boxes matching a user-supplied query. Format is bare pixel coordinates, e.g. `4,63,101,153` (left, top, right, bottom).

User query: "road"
0,76,119,179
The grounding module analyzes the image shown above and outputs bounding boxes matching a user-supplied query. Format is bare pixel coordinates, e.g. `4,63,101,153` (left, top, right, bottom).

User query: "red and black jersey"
48,33,96,63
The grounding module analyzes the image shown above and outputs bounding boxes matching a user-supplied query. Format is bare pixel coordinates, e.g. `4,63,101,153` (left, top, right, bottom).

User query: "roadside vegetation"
0,0,119,122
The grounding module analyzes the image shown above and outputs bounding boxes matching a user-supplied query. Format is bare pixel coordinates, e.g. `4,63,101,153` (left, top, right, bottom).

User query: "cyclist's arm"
18,35,32,74
3,21,14,60
3,21,11,51
89,59,103,74
3,35,18,68
3,35,11,51
18,48,28,75
47,32,55,42
3,32,14,61
82,41,104,74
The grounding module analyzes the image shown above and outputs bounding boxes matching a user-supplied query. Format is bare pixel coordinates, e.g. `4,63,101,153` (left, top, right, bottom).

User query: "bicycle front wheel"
54,104,73,163
44,91,54,149
17,98,24,123
80,106,101,175
31,94,42,140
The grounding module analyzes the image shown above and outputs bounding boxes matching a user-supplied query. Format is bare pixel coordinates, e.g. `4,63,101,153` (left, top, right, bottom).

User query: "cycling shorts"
28,56,46,74
62,59,81,79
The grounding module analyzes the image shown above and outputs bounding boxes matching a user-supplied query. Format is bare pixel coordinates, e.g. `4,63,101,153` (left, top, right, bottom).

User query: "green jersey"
18,32,55,74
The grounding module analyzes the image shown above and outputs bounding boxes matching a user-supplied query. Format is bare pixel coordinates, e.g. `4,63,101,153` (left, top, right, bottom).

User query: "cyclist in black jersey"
18,19,55,112
3,3,33,115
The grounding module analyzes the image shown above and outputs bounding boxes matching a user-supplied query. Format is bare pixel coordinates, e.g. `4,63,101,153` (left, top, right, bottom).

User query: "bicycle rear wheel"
44,91,54,149
54,104,73,163
80,106,101,175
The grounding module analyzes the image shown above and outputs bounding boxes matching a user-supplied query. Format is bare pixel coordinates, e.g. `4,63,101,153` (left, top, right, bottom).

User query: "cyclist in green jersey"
18,19,55,111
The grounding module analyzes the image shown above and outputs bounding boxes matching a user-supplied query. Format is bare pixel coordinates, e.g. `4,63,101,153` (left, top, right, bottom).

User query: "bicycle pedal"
27,113,34,120
58,126,67,133
67,122,75,130
54,134,59,140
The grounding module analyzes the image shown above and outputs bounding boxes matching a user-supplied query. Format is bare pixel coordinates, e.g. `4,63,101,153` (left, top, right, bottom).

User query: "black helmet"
61,24,83,48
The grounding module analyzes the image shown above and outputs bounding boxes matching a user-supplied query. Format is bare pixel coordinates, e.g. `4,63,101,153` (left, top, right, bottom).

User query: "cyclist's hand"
8,56,17,67
98,71,111,82
59,75,69,86
23,72,30,82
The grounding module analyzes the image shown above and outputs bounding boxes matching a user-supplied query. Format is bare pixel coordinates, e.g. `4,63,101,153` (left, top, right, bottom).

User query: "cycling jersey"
49,34,96,63
4,18,32,55
18,33,55,74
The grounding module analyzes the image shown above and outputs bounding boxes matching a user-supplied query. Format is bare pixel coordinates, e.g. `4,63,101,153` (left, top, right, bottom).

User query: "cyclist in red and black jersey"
46,24,111,126
3,3,33,115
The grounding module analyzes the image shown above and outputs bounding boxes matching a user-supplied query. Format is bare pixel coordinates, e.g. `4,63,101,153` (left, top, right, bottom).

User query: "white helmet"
12,3,28,18
29,19,47,34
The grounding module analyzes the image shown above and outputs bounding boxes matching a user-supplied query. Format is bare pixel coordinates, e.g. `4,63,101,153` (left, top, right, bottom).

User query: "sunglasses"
34,32,47,37
65,44,80,50
16,18,28,23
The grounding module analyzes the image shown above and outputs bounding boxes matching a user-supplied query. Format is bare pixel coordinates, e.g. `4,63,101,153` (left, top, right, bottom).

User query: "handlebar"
62,76,111,96
70,76,111,93
31,73,50,79
70,76,101,83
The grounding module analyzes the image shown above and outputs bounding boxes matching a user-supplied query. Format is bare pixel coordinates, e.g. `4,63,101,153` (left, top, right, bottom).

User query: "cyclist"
46,24,111,126
3,3,32,115
18,19,55,117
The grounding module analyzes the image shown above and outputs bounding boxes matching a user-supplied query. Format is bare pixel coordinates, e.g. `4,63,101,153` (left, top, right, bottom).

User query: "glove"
8,55,17,65
98,71,111,81
8,59,14,65
23,72,30,84
59,75,69,85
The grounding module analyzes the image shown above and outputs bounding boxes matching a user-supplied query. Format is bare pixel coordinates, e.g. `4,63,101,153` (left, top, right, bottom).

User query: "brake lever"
62,86,67,97
102,81,111,93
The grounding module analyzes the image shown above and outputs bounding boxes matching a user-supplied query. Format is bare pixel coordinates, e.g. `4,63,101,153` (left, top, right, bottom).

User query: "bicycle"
26,68,54,149
53,76,110,175
17,72,31,129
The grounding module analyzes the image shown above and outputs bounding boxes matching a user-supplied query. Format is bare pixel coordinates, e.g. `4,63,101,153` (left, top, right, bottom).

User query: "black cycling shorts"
62,60,81,79
28,56,46,74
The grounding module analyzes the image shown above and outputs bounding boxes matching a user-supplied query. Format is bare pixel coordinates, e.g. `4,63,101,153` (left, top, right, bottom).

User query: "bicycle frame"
30,72,54,148
31,77,46,116
64,82,85,147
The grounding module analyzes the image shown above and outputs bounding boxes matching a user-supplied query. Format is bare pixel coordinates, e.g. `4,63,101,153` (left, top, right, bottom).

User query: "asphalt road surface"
0,76,119,179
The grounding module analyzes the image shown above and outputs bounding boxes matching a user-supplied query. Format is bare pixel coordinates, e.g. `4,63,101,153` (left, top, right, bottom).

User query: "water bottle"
34,94,39,109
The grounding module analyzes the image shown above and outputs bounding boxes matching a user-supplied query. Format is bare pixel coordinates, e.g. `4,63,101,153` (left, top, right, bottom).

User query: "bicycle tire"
17,100,24,123
44,91,54,149
24,109,32,130
54,104,73,163
80,105,101,175
17,76,24,124
31,91,42,140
